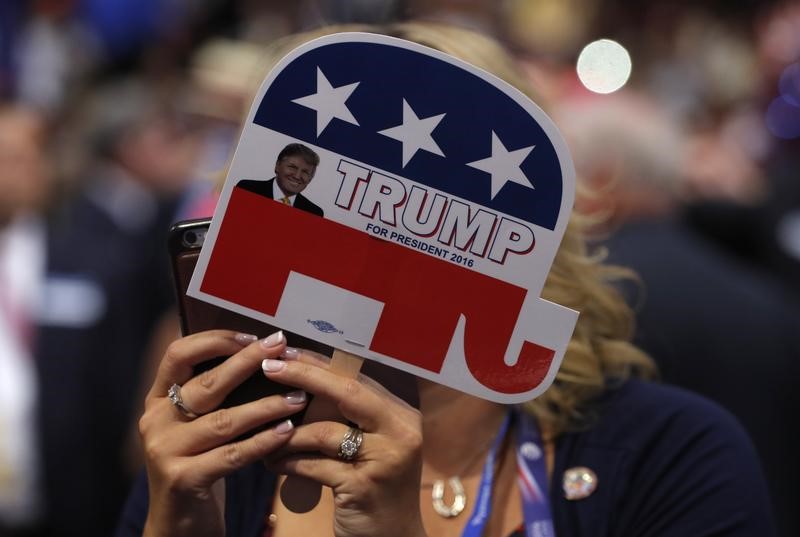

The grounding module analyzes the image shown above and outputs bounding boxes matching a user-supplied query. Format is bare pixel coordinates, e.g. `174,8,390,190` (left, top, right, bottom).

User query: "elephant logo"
190,33,578,403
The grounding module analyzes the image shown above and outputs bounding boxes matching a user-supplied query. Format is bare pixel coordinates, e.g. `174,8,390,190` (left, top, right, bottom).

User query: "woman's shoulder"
582,378,769,492
552,379,776,536
591,378,751,447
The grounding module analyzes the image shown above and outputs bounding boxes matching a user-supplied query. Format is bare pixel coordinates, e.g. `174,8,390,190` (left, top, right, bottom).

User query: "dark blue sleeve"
113,465,276,537
619,385,775,536
225,463,277,537
553,380,777,537
114,471,149,537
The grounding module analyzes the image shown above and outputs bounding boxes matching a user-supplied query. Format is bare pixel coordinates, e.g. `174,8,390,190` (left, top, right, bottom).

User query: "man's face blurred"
0,109,50,221
274,155,316,195
117,116,202,195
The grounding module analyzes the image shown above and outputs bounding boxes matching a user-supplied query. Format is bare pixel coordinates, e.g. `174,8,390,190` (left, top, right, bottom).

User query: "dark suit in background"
33,178,178,537
236,178,323,217
602,215,800,537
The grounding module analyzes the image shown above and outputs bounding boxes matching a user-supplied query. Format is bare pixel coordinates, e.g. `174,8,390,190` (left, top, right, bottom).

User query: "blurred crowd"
0,1,798,536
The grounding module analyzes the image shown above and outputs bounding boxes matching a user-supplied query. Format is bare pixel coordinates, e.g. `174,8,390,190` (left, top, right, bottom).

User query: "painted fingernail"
260,331,285,349
283,390,306,404
281,347,300,360
262,359,285,372
273,419,294,434
235,333,258,345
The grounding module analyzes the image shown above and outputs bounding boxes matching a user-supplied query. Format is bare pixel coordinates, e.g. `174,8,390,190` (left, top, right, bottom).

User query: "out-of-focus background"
0,1,798,536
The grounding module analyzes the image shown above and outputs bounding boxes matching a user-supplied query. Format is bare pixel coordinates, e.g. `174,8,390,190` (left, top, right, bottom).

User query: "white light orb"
576,39,632,94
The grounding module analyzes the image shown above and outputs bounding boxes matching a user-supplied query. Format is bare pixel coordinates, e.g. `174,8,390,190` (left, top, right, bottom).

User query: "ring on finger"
167,383,200,419
337,426,364,461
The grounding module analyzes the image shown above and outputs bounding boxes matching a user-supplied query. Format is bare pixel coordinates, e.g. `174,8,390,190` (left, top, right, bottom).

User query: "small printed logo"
307,319,343,334
521,441,542,460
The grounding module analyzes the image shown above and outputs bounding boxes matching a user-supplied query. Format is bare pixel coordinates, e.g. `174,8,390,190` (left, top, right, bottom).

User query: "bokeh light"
576,39,632,94
765,95,800,139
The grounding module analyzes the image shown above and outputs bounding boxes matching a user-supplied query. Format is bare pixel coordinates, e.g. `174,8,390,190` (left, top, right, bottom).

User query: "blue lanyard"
461,410,555,537
516,411,556,537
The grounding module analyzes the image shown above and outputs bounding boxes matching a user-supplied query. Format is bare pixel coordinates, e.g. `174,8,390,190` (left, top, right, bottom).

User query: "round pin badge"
562,466,598,500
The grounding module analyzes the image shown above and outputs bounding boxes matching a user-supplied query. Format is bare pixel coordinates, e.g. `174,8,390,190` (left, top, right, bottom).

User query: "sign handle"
278,348,364,512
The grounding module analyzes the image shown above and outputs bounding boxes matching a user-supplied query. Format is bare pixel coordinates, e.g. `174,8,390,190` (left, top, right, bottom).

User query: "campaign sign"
189,33,579,404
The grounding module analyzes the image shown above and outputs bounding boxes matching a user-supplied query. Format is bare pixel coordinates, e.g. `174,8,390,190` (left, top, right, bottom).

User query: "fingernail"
273,419,294,434
281,347,300,360
283,390,306,404
260,331,285,348
235,333,258,345
262,359,285,372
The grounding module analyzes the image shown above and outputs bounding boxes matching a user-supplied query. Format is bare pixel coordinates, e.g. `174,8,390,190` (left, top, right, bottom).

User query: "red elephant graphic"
201,188,556,395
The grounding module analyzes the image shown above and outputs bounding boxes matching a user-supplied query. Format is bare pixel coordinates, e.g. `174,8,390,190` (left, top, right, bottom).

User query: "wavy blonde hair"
230,21,657,437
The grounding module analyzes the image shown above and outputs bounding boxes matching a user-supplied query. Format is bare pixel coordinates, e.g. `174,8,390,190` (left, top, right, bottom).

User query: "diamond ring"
337,426,364,461
167,383,199,419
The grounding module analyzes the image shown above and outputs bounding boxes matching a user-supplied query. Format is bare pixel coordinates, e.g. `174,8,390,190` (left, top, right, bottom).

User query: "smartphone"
168,218,332,421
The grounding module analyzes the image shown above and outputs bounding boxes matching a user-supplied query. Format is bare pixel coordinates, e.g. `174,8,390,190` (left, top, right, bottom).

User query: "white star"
466,131,535,199
378,99,446,167
292,67,360,136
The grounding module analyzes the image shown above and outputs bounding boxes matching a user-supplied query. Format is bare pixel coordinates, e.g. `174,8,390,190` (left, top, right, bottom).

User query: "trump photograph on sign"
236,142,324,217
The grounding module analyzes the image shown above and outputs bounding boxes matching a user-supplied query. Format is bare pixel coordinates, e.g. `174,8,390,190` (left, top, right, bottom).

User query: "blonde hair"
532,215,656,435
230,21,657,436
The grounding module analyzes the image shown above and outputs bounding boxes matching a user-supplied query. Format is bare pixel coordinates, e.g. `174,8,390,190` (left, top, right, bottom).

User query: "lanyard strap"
461,410,555,537
516,411,555,537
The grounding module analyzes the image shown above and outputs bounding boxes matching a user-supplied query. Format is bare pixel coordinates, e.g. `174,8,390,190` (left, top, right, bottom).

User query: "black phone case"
168,218,332,428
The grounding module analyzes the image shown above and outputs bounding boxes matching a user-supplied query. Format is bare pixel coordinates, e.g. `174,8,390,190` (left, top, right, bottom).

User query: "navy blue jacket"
116,379,776,536
602,216,799,536
35,184,178,537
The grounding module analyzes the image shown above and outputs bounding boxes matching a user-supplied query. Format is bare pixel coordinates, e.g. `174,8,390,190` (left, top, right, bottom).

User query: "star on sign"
467,131,535,199
378,99,446,167
292,67,360,136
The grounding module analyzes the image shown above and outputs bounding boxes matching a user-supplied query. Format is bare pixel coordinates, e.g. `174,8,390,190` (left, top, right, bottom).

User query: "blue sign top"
254,39,563,230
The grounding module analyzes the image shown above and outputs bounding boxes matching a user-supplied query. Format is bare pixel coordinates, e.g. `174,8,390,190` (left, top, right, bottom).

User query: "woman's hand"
263,349,427,537
139,329,306,537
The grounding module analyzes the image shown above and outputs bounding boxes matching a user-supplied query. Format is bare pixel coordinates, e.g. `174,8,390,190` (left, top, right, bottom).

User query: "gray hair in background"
554,91,688,198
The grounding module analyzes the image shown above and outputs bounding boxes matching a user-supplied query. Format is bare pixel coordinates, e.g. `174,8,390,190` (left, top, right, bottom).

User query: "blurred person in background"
0,2,27,99
27,78,201,537
78,0,187,65
682,1,800,299
556,90,800,537
12,0,100,114
0,103,50,537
